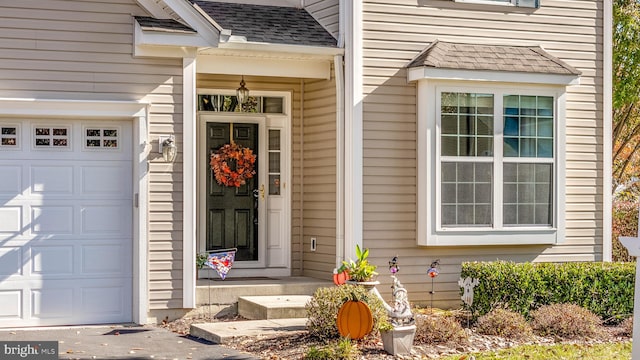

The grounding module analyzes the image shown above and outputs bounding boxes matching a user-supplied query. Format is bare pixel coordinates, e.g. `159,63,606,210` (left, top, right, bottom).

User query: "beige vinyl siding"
301,72,337,279
0,0,184,311
361,0,604,307
304,0,340,39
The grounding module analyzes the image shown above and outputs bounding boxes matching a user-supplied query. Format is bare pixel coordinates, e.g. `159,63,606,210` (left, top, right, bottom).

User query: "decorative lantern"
236,76,250,104
159,135,177,163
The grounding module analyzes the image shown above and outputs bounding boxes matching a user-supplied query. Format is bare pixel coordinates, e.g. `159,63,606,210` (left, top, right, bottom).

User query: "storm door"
206,122,259,261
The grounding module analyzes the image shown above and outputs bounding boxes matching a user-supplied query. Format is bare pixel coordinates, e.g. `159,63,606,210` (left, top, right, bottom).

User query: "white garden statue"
458,277,479,307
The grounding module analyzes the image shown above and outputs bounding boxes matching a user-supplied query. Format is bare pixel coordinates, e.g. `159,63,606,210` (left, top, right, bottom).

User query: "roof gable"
189,0,337,47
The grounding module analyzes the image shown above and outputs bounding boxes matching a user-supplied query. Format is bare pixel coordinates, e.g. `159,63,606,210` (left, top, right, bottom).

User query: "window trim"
453,0,539,8
418,79,566,246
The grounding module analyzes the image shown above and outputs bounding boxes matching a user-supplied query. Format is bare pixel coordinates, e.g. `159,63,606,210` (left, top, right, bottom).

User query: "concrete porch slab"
238,295,311,320
190,318,307,344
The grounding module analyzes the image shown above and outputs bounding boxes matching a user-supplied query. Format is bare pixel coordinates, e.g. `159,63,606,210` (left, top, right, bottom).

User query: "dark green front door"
206,122,259,261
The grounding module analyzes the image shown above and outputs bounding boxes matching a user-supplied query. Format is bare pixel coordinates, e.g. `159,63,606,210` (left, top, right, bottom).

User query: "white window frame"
417,79,566,246
453,0,539,8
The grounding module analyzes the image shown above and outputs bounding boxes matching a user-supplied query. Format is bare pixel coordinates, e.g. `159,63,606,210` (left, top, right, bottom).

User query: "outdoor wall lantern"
159,135,177,163
236,75,250,104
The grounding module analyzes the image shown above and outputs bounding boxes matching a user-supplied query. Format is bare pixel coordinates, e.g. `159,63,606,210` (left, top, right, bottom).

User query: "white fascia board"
135,44,198,58
135,22,209,48
217,41,343,57
197,53,331,79
162,0,220,46
603,0,613,262
407,67,580,86
0,98,148,118
135,0,172,19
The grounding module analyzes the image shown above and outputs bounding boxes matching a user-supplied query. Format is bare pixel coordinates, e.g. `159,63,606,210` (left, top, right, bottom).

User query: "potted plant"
196,253,208,277
338,245,379,288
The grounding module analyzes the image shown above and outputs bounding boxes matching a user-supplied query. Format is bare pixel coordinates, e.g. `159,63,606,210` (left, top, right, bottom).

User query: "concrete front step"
190,318,307,344
196,276,331,306
238,295,311,320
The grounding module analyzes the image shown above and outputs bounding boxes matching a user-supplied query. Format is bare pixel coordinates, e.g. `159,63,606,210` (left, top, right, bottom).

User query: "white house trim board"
603,0,613,262
407,67,580,86
343,0,363,261
160,0,220,46
134,0,173,19
196,54,332,80
183,57,197,309
0,98,149,325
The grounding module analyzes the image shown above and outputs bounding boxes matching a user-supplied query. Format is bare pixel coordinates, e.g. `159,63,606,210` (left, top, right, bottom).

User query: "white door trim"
195,90,292,277
0,98,149,325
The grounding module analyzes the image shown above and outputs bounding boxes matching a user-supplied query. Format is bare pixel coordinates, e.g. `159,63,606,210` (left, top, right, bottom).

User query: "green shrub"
460,261,635,323
531,303,602,339
414,314,468,345
304,338,359,360
306,284,389,341
475,308,532,339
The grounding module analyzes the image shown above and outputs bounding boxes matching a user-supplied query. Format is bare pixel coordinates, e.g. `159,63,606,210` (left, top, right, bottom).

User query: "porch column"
344,0,363,260
183,56,197,308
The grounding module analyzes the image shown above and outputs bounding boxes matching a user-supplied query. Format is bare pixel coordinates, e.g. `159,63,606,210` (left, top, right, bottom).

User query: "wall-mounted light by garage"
158,135,177,163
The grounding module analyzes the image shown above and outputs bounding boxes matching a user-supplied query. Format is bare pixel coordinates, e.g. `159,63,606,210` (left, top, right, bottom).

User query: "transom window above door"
198,94,284,114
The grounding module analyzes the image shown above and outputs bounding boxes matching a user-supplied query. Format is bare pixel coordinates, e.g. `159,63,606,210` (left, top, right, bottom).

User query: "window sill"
420,228,560,246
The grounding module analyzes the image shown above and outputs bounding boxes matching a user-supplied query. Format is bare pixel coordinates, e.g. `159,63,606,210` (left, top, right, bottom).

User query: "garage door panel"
31,166,74,195
31,246,74,275
0,290,22,319
0,248,22,276
81,244,128,275
32,288,74,319
81,165,132,195
81,204,131,234
31,206,74,234
0,206,22,233
81,286,126,315
0,165,21,195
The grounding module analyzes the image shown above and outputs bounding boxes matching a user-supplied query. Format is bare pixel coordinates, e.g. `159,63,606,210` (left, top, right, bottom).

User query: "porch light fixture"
236,75,250,104
159,135,177,162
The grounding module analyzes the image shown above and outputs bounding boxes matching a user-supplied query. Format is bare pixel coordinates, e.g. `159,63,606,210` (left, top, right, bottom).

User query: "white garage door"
0,119,133,327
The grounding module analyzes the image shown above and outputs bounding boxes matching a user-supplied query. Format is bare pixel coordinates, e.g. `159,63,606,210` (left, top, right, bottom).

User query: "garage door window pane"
85,128,119,149
35,126,69,148
1,126,18,147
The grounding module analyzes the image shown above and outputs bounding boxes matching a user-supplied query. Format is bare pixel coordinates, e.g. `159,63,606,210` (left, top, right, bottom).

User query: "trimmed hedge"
460,261,635,323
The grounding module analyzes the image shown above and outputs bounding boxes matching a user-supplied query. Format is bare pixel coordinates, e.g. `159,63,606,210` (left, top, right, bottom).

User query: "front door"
206,122,259,261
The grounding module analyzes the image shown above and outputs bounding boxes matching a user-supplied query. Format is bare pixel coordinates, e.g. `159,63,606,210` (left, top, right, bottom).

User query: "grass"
440,342,631,360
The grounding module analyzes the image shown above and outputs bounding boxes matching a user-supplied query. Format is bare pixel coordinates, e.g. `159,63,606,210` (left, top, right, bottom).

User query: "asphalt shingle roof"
135,16,196,33
189,1,337,47
407,40,581,75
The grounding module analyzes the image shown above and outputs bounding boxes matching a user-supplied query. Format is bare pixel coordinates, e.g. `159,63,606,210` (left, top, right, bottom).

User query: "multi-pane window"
34,126,69,148
0,126,18,147
503,95,554,226
268,129,281,195
439,91,554,229
85,128,119,149
440,93,494,226
198,94,284,114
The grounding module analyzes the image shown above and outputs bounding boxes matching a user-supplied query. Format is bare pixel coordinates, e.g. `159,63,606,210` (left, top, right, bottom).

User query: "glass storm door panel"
206,122,259,261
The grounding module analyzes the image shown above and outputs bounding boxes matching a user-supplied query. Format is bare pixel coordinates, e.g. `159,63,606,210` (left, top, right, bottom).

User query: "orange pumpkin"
333,270,350,286
336,299,373,339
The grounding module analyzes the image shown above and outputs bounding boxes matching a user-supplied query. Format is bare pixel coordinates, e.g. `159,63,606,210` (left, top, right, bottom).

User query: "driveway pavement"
0,325,258,360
